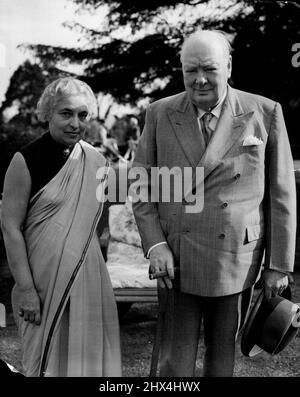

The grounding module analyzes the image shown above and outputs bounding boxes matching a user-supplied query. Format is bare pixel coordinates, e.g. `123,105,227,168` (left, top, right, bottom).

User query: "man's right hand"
17,286,41,325
149,244,174,289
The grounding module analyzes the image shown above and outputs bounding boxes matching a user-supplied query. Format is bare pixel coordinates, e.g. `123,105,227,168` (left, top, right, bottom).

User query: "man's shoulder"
232,87,277,112
149,92,187,112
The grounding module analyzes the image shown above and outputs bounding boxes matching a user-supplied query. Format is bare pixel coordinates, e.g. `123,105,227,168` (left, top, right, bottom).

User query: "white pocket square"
243,135,263,146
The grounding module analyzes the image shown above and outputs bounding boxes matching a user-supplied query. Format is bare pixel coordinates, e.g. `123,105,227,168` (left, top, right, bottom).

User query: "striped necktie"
200,112,213,145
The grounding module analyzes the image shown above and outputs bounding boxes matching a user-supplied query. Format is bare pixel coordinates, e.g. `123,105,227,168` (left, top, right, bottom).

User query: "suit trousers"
158,285,253,377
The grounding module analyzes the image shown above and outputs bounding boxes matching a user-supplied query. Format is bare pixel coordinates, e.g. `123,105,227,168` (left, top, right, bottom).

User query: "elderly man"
132,30,296,377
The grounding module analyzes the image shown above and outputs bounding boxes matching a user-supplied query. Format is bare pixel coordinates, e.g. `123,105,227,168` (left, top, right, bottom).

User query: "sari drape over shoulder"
12,140,121,377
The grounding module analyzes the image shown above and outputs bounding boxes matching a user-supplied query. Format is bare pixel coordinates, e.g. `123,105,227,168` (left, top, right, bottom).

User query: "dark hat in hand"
241,288,300,357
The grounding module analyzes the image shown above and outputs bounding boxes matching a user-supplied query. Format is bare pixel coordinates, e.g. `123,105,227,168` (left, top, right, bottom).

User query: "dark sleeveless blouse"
20,132,71,198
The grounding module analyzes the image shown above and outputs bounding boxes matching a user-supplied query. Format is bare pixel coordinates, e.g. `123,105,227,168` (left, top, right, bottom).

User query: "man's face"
182,37,232,110
49,94,89,147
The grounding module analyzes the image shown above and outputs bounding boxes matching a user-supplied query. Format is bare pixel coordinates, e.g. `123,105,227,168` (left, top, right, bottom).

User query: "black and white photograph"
0,0,300,387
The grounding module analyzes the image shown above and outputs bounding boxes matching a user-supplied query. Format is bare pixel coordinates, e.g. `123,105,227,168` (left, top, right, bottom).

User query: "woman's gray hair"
37,77,98,122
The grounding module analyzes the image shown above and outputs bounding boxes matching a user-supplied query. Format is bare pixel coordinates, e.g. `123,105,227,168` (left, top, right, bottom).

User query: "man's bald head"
180,30,232,63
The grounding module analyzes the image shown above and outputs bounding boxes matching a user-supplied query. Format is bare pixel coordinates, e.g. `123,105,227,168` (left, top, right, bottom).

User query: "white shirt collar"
196,87,227,119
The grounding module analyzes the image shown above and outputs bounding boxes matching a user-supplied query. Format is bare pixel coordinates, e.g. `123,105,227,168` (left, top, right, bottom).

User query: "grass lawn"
1,271,300,377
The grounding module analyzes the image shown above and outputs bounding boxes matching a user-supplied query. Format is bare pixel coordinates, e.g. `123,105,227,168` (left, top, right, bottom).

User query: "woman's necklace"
62,147,71,159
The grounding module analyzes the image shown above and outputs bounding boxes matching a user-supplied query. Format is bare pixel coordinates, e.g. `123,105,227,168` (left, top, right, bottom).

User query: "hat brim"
241,286,299,357
241,290,265,357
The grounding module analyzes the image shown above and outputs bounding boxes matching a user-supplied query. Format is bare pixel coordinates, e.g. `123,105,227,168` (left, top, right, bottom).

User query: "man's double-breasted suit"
132,86,296,297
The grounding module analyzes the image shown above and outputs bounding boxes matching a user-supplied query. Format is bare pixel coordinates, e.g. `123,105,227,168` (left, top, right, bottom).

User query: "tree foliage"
1,0,300,159
226,0,300,155
21,0,239,105
72,0,209,32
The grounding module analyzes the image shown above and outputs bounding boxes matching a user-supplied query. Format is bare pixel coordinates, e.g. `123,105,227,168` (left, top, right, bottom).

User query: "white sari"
12,141,121,377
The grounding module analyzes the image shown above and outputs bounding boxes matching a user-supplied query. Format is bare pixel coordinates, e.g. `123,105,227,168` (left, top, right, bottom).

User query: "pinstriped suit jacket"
132,86,296,297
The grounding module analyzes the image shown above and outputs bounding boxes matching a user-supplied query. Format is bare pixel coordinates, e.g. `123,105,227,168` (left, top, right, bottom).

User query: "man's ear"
227,55,232,79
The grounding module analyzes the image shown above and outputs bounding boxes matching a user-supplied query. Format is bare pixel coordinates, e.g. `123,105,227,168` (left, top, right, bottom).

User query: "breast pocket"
240,143,265,154
243,144,262,150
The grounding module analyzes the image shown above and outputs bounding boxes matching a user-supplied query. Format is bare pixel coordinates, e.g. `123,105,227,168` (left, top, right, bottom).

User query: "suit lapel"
166,88,255,181
197,87,255,180
167,94,206,167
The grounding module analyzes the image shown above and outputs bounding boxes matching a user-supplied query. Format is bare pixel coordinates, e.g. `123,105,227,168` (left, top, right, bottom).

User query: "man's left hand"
262,269,289,299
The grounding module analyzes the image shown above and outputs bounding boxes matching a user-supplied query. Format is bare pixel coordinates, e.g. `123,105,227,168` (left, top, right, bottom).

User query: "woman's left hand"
18,286,41,325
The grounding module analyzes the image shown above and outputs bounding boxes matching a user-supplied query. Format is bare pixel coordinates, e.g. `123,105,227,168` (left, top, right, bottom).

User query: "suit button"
234,173,241,180
221,202,228,209
219,233,226,239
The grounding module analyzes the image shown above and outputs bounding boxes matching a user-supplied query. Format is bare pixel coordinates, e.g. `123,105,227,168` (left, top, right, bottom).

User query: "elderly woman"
1,78,122,377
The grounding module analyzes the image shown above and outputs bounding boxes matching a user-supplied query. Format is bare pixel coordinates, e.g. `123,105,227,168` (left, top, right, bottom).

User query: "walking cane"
149,268,178,377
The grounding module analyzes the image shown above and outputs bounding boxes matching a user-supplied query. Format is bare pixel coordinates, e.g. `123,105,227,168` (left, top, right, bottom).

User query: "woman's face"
49,94,89,147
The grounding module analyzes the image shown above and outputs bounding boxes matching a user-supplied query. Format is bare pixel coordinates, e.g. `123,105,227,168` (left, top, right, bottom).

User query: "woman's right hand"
1,153,41,326
17,286,41,325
